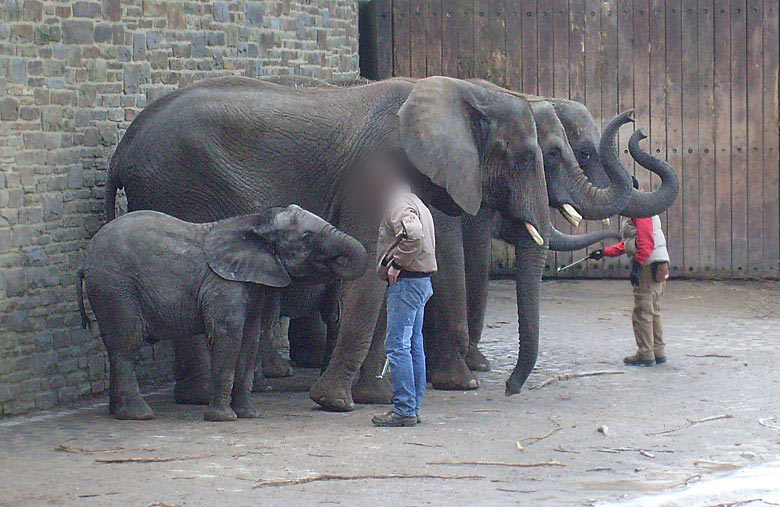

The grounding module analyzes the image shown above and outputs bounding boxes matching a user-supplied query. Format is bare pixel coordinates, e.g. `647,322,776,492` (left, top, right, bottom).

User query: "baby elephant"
78,206,367,421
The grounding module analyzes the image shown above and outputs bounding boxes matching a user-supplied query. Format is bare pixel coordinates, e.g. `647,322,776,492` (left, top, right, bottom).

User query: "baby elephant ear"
204,212,291,287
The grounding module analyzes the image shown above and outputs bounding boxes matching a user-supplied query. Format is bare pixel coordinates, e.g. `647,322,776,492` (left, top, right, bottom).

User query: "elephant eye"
546,147,561,159
513,149,535,169
578,145,594,162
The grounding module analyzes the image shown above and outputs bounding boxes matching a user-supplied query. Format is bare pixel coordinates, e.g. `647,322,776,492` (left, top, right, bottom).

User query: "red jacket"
602,217,655,265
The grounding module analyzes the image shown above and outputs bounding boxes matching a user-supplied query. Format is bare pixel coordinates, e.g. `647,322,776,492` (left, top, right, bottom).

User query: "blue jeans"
385,276,433,417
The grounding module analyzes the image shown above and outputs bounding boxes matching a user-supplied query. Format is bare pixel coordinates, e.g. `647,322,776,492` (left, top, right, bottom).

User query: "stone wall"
0,0,359,416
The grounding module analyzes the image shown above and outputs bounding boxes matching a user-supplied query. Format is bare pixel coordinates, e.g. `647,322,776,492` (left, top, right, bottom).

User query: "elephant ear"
204,211,291,287
398,76,487,216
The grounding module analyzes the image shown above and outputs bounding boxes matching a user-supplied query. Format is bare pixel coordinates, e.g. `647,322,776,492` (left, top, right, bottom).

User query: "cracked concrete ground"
1,279,778,506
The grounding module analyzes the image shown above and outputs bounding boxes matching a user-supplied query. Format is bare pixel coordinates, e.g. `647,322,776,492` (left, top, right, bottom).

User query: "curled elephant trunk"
323,226,369,281
548,224,622,252
561,111,634,221
620,129,681,218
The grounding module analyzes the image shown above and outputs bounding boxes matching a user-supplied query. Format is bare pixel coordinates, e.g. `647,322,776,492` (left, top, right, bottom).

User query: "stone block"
132,32,146,60
0,229,11,253
167,3,186,29
245,2,264,26
0,97,19,120
8,58,27,83
62,20,94,44
42,194,64,220
103,0,121,21
213,2,230,22
146,31,161,50
142,0,166,17
19,106,40,121
94,23,112,42
72,2,102,18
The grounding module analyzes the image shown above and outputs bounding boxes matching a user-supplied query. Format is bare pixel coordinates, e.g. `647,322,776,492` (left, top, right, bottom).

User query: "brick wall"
0,0,359,416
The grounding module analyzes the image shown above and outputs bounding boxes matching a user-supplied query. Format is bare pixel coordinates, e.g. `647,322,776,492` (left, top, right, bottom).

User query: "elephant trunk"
322,226,369,281
561,111,635,220
505,239,548,396
548,224,622,252
620,129,681,218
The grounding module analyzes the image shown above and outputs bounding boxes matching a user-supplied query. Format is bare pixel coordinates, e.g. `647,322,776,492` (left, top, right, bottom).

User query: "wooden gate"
360,0,779,279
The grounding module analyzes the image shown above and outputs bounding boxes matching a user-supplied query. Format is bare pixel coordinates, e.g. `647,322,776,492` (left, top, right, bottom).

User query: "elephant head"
205,205,368,287
399,76,549,246
550,99,679,219
530,101,634,225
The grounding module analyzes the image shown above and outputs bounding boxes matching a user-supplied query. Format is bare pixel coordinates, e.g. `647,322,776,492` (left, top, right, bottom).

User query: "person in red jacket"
590,178,671,366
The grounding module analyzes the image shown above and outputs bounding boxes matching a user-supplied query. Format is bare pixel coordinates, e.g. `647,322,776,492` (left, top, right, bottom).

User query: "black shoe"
624,355,655,367
372,411,417,427
655,356,667,365
416,414,421,424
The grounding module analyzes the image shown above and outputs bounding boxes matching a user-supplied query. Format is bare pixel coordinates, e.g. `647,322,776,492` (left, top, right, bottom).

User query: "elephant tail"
104,166,122,221
77,266,89,329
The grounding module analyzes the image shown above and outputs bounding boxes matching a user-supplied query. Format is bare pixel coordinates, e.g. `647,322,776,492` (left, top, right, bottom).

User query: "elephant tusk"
525,222,544,246
559,204,582,228
602,218,611,227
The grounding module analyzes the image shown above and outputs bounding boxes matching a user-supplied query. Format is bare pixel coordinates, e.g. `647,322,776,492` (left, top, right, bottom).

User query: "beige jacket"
376,190,437,280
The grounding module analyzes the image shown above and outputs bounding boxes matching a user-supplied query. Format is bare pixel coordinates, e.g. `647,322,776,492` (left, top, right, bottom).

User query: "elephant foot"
309,372,354,412
352,374,392,405
262,351,293,379
112,395,154,420
231,399,261,419
430,356,480,391
465,345,491,372
203,404,238,422
174,376,210,405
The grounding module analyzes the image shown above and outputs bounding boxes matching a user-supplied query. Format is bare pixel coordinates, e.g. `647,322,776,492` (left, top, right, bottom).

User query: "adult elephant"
461,97,679,389
105,75,551,411
427,107,638,390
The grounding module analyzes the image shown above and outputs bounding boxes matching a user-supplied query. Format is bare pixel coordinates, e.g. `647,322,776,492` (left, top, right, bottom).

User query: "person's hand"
629,260,642,287
589,249,604,260
387,265,400,285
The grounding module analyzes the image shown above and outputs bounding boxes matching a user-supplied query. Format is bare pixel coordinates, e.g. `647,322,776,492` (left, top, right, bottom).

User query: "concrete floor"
1,279,779,506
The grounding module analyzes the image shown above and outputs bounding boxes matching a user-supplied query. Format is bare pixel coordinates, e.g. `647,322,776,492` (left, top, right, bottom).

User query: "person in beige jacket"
372,186,436,427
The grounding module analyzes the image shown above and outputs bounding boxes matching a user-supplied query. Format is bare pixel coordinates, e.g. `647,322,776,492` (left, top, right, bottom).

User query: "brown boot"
623,354,655,367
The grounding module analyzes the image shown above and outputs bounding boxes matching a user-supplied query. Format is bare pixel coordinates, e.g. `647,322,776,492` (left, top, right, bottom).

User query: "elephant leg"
309,270,386,412
173,335,210,405
96,299,154,420
461,209,496,372
253,295,291,386
353,297,392,405
203,308,245,422
288,312,327,368
258,316,293,379
505,243,547,396
320,283,342,372
231,298,266,419
428,209,479,391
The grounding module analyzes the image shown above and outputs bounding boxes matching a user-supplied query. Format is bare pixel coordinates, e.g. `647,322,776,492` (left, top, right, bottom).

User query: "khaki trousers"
631,264,665,360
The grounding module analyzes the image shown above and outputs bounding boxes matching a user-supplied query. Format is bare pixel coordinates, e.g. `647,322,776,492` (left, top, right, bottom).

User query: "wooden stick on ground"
516,417,562,451
646,414,733,436
686,353,733,358
530,371,624,390
253,473,484,488
404,442,445,448
95,454,212,464
428,460,565,468
56,444,129,454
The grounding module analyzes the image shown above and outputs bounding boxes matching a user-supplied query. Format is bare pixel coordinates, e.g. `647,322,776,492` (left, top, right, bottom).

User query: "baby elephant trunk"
320,225,369,281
